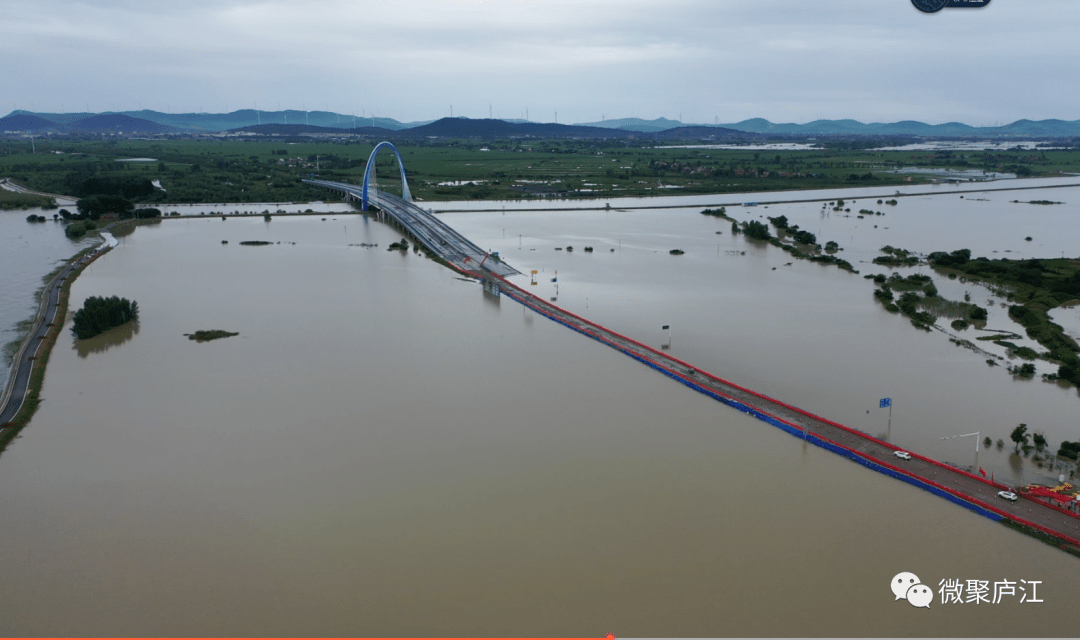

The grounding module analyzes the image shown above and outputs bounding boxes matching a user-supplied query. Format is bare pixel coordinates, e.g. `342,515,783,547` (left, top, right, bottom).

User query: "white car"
893,451,912,460
997,490,1019,502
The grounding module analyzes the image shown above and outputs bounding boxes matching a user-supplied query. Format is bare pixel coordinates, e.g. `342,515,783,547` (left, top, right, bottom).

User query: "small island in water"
71,296,139,340
185,330,240,342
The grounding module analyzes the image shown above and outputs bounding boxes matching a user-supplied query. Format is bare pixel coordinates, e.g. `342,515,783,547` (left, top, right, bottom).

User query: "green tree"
1010,423,1029,452
743,220,771,240
1032,432,1047,453
65,175,154,199
76,194,134,220
65,221,87,239
71,295,139,340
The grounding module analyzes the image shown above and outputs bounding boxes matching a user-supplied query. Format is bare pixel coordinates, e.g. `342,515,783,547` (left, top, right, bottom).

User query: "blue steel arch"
362,141,412,210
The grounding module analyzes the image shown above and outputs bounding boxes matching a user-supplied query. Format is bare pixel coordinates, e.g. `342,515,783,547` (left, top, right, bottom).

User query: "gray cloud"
3,0,1076,125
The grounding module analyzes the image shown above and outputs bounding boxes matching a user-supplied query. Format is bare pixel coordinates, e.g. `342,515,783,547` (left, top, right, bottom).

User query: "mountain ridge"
5,109,1080,137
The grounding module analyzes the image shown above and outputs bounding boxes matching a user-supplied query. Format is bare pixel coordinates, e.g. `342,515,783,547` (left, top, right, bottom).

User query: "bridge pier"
482,277,501,297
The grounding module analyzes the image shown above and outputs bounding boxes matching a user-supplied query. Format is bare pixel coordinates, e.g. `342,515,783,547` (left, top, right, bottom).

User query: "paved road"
302,178,1080,548
303,179,519,277
9,203,1073,550
0,237,109,426
0,177,79,206
481,272,1080,550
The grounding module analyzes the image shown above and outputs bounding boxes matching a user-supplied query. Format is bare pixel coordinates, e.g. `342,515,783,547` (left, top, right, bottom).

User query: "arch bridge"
303,141,518,278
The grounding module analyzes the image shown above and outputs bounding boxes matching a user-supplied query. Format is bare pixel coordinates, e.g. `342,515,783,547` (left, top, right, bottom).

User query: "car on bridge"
893,450,912,461
997,490,1019,502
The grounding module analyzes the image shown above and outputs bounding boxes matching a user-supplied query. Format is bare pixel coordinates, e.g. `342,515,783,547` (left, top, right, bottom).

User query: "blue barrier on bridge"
500,287,1005,524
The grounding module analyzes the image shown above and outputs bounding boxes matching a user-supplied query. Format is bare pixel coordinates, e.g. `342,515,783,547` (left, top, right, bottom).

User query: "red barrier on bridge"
487,272,1080,547
491,274,1031,496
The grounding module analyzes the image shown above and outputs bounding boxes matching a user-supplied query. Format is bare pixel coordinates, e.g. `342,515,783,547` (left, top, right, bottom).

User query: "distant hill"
0,114,57,132
7,109,417,133
66,114,177,134
581,115,1080,138
577,117,687,133
392,118,636,139
721,117,1080,137
224,119,767,141
6,109,1080,138
226,123,397,136
140,110,416,132
653,126,759,141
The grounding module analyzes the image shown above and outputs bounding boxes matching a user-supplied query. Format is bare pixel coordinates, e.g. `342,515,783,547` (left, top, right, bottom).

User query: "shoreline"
0,228,118,442
3,198,1080,559
428,180,1080,213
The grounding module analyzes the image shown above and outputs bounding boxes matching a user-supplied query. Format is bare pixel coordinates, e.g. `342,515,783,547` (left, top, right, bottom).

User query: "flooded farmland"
0,185,1078,636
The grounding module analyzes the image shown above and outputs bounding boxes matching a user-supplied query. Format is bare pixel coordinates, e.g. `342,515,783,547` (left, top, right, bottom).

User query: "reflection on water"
110,217,162,239
73,321,139,358
481,286,502,307
0,211,1078,636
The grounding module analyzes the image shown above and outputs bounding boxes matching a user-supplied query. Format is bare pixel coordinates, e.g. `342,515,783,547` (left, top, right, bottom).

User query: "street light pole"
941,431,980,452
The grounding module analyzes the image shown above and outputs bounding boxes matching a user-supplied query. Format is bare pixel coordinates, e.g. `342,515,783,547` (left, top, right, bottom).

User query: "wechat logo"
891,572,932,608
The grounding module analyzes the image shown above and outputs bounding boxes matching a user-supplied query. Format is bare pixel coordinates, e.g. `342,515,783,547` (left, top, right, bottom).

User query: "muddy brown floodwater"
0,211,1077,636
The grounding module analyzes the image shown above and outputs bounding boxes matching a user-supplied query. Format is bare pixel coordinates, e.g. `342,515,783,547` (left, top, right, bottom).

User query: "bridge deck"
481,272,1080,550
303,179,518,277
307,176,1080,551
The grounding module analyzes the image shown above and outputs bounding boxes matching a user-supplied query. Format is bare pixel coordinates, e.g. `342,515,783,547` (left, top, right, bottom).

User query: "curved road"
0,236,111,426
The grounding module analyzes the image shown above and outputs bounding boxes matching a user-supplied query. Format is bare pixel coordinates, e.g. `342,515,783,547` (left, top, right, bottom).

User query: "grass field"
2,137,1079,205
0,188,54,210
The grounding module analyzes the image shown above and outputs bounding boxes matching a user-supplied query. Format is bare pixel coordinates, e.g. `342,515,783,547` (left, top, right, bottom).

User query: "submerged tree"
1010,423,1029,452
742,220,771,240
71,295,139,340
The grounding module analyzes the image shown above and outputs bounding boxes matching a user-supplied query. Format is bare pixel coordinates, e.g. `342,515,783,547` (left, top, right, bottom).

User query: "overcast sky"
2,0,1076,125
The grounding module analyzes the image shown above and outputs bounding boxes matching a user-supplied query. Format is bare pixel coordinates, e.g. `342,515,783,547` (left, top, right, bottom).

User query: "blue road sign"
880,398,892,408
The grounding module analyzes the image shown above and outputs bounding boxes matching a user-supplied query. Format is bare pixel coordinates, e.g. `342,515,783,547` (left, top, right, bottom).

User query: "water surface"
0,200,1077,636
